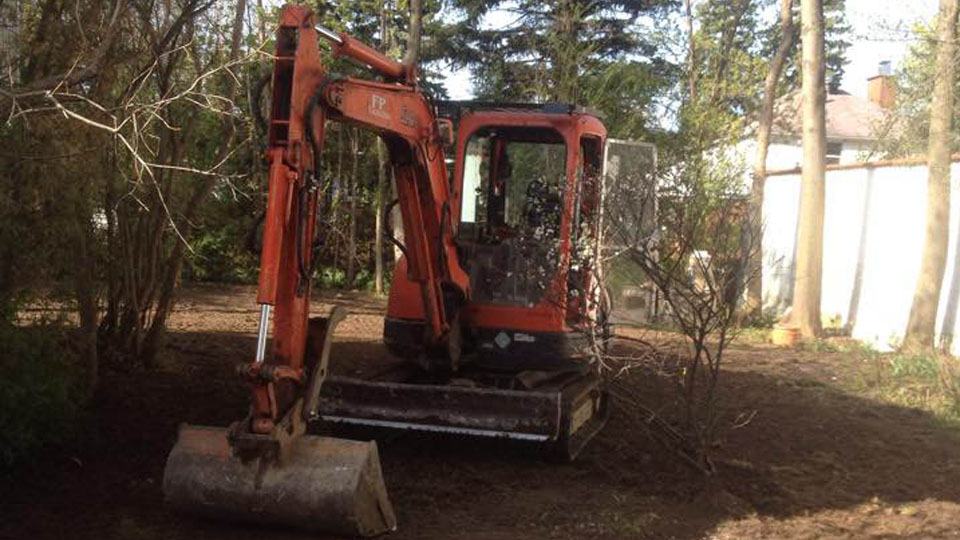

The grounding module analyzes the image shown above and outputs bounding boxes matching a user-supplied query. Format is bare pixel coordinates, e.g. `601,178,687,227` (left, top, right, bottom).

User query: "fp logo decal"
369,95,390,120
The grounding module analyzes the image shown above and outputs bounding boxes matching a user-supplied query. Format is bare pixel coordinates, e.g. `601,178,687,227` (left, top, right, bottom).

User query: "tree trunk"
374,0,389,294
684,0,697,102
791,0,826,338
405,0,422,81
333,125,343,272
903,0,960,351
346,129,359,287
746,0,793,315
388,0,420,262
74,205,99,398
390,169,404,261
376,139,387,293
710,0,751,104
551,0,580,103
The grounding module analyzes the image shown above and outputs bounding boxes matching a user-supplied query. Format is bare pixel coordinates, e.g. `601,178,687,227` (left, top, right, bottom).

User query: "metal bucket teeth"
163,424,396,537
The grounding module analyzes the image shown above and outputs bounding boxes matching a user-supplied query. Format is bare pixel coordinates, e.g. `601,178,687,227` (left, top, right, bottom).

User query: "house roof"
771,91,889,142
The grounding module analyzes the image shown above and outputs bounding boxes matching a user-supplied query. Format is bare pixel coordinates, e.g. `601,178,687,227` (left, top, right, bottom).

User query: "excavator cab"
386,102,609,371
350,102,612,459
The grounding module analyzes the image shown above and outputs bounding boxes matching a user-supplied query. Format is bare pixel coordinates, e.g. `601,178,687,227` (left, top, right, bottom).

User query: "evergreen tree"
444,0,676,107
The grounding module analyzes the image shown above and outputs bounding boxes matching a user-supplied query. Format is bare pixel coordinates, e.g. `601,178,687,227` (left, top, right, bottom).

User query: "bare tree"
141,0,249,362
747,0,794,315
387,0,423,264
0,0,127,102
0,0,257,382
601,146,757,471
374,0,392,294
346,128,360,287
791,0,827,339
903,0,960,351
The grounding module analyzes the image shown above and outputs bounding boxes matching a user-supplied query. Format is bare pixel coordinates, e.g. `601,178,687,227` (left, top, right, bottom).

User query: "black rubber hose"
297,76,343,282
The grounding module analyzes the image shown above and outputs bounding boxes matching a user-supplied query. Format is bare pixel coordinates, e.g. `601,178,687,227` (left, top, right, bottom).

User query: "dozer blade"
163,424,396,537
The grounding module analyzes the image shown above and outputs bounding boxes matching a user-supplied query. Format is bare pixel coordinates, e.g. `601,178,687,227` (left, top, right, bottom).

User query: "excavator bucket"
163,424,396,537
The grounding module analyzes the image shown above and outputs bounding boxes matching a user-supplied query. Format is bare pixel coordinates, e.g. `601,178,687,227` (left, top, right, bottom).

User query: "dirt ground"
4,283,960,539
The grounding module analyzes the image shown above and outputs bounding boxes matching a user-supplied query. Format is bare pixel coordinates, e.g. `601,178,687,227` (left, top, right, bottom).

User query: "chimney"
868,61,896,108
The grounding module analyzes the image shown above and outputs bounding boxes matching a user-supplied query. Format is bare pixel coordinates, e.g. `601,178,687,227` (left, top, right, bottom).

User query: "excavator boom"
163,5,467,536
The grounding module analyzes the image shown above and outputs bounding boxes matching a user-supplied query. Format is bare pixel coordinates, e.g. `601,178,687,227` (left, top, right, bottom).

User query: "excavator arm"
163,5,467,536
321,77,469,343
252,5,469,433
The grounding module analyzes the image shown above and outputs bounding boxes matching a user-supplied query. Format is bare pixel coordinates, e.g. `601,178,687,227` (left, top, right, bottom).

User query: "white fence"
763,160,960,354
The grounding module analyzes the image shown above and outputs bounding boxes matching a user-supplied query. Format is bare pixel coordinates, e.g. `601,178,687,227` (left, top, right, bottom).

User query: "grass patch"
734,326,771,344
798,338,841,353
847,347,960,427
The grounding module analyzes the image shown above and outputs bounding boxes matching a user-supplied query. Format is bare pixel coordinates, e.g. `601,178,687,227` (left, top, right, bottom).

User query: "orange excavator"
163,4,612,536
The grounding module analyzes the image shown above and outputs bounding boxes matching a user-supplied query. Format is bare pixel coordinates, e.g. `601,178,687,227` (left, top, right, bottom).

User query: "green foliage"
775,0,851,92
799,338,841,353
846,345,960,426
888,352,940,378
744,310,778,329
351,268,378,291
315,266,386,291
581,60,677,139
938,355,960,417
317,267,348,289
0,115,103,324
735,325,771,343
604,257,649,307
445,0,675,126
689,0,771,110
0,323,81,467
682,0,850,148
188,228,258,284
875,19,960,158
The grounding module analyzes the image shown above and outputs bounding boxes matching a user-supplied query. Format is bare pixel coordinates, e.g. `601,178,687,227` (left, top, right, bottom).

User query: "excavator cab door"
457,127,567,307
600,138,659,323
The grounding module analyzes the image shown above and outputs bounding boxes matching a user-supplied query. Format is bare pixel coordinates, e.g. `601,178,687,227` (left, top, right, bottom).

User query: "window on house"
826,142,843,165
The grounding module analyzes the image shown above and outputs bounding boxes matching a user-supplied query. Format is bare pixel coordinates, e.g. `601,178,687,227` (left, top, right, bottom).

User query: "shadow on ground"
3,328,959,540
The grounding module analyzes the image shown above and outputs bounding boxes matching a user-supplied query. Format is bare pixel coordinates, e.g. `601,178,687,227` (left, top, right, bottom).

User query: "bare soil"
3,283,960,539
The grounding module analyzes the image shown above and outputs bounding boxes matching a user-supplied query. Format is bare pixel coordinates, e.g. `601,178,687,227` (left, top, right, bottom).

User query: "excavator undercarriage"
318,361,609,461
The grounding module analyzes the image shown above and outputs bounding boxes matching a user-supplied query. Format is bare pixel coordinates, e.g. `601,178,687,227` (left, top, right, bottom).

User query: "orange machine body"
250,5,470,432
163,8,612,534
386,106,607,368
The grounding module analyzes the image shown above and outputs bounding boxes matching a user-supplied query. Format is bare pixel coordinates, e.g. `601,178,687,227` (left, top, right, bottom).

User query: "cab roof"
436,100,605,121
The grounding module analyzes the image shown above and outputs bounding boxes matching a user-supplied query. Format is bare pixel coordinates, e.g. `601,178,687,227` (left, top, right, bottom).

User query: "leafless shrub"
599,146,759,472
0,0,259,379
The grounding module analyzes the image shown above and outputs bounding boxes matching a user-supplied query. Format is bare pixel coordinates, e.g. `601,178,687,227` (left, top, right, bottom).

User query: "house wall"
839,141,875,163
768,139,876,168
763,161,960,353
739,138,876,174
765,142,803,170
